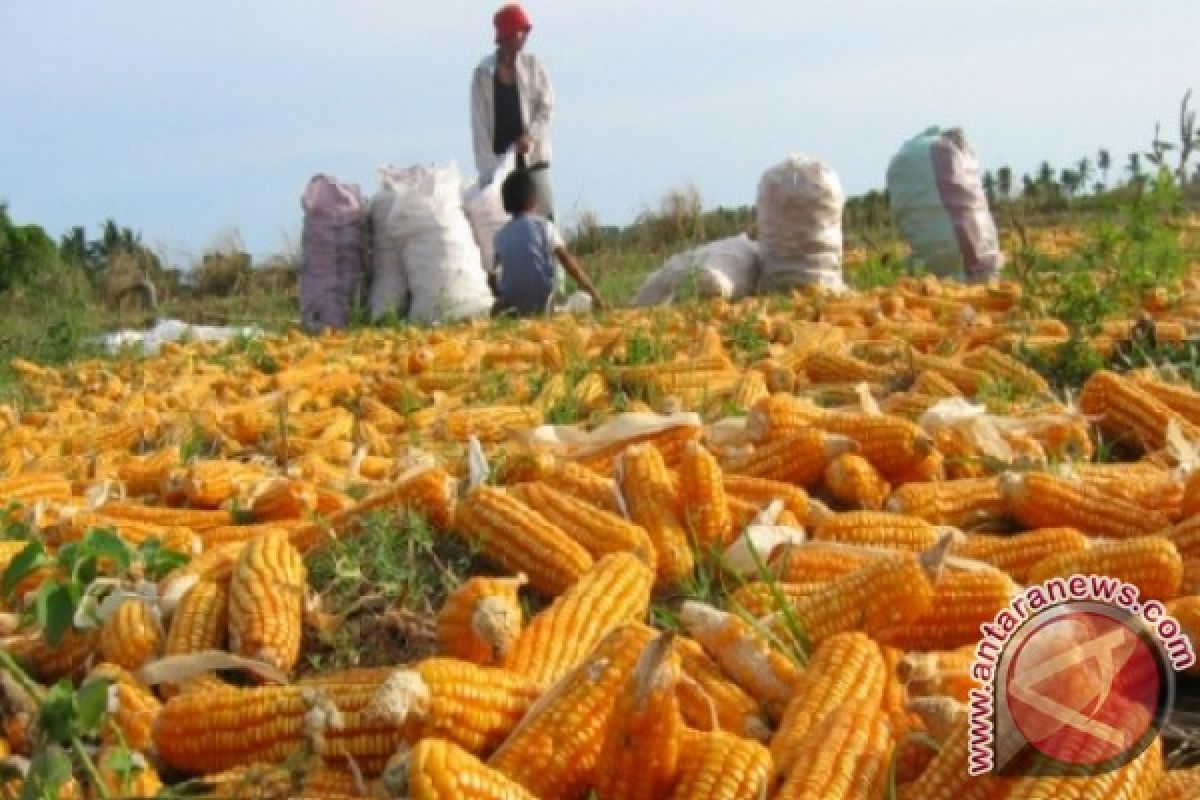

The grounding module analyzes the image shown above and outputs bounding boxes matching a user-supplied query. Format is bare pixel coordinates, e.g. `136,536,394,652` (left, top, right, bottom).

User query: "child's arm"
555,246,609,312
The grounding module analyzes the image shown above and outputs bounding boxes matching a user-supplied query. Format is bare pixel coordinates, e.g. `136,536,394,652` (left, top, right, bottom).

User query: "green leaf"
34,582,75,647
2,540,47,598
137,537,191,581
82,527,132,571
36,682,77,745
75,675,112,734
20,747,73,800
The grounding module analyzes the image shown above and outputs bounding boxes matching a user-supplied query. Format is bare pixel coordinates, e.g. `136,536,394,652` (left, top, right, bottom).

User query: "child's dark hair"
501,169,538,214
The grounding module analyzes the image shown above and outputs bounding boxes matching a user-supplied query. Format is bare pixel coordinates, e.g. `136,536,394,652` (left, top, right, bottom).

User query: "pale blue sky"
2,1,1198,262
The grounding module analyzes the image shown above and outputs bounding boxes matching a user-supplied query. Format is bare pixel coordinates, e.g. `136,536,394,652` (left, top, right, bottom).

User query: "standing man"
470,3,556,220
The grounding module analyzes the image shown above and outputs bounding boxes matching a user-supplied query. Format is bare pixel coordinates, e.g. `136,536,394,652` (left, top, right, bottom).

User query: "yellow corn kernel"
504,552,654,688
1079,370,1200,453
619,444,694,586
593,633,683,800
950,527,1087,583
488,624,658,800
773,700,895,800
1026,536,1183,602
769,632,887,785
679,441,733,549
509,482,656,569
452,486,594,597
88,663,162,752
886,477,1006,529
824,452,890,510
812,510,949,553
1001,471,1169,539
720,429,856,488
99,597,163,672
816,412,937,483
876,566,1018,651
385,737,539,800
666,728,770,800
228,529,307,675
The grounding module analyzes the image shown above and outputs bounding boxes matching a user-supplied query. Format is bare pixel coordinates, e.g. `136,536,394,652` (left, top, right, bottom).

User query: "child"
491,169,608,316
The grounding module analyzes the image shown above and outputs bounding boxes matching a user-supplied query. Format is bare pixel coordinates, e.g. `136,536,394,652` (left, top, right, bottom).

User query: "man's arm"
470,66,495,180
555,246,608,311
524,55,554,152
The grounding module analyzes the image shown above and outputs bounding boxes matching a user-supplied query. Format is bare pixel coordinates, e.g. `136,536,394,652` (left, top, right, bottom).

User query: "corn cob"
722,474,810,522
581,423,702,475
1026,536,1183,601
99,596,163,671
1184,470,1200,519
950,527,1088,583
436,574,526,666
961,346,1050,395
162,577,229,695
88,663,162,752
571,371,609,411
899,647,980,703
181,459,268,508
1079,370,1200,452
1129,372,1200,427
93,747,163,799
0,473,73,509
912,367,969,397
1069,462,1184,519
1001,471,1169,539
116,448,182,496
812,511,950,553
886,477,1007,529
161,540,245,590
1165,596,1200,675
367,658,542,755
679,601,800,722
1154,765,1200,800
673,635,770,741
153,678,406,774
815,412,937,482
720,429,855,488
246,477,318,521
823,452,890,510
504,552,654,688
228,529,307,675
8,628,99,682
197,763,371,800
773,700,895,800
488,624,657,800
511,454,620,512
593,633,683,800
728,580,828,618
666,728,771,800
744,393,825,443
678,441,733,549
90,500,232,530
767,547,941,647
201,521,302,548
899,718,1012,800
618,444,694,585
769,632,887,785
876,566,1018,650
385,738,539,800
440,405,543,443
767,541,883,583
508,482,656,568
1002,733,1161,800
805,349,894,384
731,370,769,412
452,486,594,597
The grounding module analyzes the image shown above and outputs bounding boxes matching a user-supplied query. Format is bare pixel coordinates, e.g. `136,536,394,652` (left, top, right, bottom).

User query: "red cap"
494,3,532,42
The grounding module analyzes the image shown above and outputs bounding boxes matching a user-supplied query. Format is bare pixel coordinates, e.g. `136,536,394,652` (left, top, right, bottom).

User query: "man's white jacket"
470,51,555,182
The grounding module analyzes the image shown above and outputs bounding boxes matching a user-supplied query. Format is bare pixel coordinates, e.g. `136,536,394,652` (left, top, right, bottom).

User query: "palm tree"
1127,152,1144,184
1097,149,1111,189
1075,158,1092,196
982,171,997,205
1037,161,1056,188
1060,169,1081,200
996,166,1013,201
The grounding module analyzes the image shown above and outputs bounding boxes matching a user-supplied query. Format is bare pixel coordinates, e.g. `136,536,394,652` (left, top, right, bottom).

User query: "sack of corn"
755,154,846,293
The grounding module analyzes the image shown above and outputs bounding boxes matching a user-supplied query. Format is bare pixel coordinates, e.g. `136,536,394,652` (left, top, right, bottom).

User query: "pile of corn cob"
5,273,1200,798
